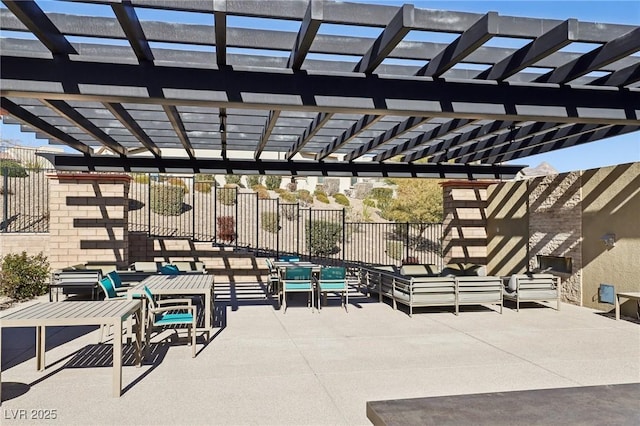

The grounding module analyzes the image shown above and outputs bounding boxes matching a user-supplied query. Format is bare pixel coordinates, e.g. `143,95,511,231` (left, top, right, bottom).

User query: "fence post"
405,222,410,263
255,192,259,252
276,198,280,258
2,169,7,232
213,184,218,244
342,208,346,264
147,174,151,236
191,175,195,240
234,186,239,249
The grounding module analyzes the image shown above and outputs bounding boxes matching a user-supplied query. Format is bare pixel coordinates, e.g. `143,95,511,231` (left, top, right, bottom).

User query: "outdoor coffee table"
615,291,640,320
128,274,214,334
0,300,142,399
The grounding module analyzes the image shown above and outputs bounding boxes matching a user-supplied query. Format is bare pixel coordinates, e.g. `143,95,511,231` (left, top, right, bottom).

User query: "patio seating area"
2,281,638,425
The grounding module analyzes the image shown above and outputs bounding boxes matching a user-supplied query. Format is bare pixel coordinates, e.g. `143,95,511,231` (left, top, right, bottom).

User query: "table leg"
615,295,621,320
205,289,212,331
36,326,46,371
113,320,123,397
134,309,142,368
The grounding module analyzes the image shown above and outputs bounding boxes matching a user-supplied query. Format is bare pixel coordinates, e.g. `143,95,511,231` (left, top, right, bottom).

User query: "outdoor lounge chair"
316,267,348,312
142,285,197,357
280,266,314,313
503,273,560,311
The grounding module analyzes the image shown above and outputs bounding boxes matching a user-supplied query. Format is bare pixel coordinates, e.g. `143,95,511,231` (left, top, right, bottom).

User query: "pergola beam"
1,0,76,55
536,27,640,84
286,112,333,159
287,0,323,70
4,57,637,126
315,114,383,160
354,4,414,74
590,62,640,88
213,0,227,66
343,116,431,161
373,119,477,162
255,110,281,159
111,0,154,62
103,102,161,157
1,97,92,154
162,105,196,159
416,12,498,77
37,152,525,180
477,19,577,81
41,99,127,155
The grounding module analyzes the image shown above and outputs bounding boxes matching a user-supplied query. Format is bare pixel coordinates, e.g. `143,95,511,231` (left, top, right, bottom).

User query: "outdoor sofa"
360,263,502,316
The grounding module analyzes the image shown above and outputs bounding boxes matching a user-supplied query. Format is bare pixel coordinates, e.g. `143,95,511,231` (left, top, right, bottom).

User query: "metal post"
255,192,259,252
342,208,346,264
191,175,195,240
276,198,280,258
2,169,8,232
405,222,410,263
234,187,239,249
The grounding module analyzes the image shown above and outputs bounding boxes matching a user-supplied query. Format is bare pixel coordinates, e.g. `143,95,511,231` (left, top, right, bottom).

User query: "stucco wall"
0,233,50,260
581,162,640,315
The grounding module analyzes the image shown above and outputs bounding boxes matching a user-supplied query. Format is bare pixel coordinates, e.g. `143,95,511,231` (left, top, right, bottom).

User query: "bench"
503,274,560,311
50,270,102,301
615,292,640,320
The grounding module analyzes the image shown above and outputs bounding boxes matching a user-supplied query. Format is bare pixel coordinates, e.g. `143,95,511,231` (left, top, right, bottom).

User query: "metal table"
0,300,142,398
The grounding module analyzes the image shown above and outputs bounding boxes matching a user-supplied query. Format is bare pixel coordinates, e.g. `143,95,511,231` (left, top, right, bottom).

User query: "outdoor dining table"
127,274,214,335
0,300,142,399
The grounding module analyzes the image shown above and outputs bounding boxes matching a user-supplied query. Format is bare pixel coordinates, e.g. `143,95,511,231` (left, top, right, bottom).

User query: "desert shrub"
297,189,313,206
0,251,50,300
306,220,342,256
265,175,282,190
132,173,150,184
247,176,261,188
386,241,403,260
218,187,237,205
333,193,350,206
261,212,279,233
0,160,28,178
371,187,393,201
281,204,299,221
273,188,285,195
256,187,270,200
216,216,235,242
314,190,329,204
150,184,186,216
363,198,376,208
279,191,297,203
225,174,242,185
194,174,216,193
166,177,189,193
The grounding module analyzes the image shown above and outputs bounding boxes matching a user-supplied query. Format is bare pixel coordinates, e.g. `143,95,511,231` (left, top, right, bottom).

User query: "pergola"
1,0,639,179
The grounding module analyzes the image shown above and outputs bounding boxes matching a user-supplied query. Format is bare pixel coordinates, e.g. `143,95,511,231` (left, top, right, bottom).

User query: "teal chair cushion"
320,267,346,280
155,313,194,325
107,271,123,288
160,264,180,275
279,255,300,262
99,277,118,299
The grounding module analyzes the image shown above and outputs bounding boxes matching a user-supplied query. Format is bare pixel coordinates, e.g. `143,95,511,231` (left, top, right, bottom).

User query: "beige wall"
581,163,640,315
0,233,50,260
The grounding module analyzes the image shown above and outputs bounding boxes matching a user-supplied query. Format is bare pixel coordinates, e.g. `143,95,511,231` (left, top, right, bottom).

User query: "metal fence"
1,169,443,267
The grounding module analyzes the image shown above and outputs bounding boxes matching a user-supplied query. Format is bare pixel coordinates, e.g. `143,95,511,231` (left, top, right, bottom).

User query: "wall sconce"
600,233,616,248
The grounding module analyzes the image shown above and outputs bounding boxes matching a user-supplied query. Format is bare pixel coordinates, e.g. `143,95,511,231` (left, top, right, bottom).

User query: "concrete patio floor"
1,282,639,425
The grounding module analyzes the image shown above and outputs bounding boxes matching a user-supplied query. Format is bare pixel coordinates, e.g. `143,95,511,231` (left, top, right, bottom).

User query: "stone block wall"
441,180,494,265
47,173,130,271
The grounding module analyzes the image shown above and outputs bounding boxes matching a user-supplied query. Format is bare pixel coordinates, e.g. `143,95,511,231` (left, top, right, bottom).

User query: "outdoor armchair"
264,258,280,295
316,267,348,312
142,285,197,357
280,266,314,313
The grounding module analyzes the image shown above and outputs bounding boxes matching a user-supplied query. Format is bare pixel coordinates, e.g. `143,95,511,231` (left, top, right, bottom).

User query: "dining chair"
280,266,314,313
97,277,128,342
278,255,300,262
142,285,197,357
316,267,348,312
264,258,280,295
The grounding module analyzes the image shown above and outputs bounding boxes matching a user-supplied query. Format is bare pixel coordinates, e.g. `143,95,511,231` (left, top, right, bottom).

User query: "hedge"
150,184,186,216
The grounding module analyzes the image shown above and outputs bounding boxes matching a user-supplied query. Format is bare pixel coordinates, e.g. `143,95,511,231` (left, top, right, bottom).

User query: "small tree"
264,175,282,190
247,175,261,188
0,160,28,178
217,216,235,242
0,251,50,300
225,174,242,186
150,184,186,215
218,187,237,205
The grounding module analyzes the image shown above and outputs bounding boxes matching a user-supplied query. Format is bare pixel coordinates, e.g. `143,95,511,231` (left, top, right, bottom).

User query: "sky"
1,0,639,173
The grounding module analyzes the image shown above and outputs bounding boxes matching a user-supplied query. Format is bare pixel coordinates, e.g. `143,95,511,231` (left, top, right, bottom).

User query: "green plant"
218,187,237,205
132,173,150,184
315,190,329,204
261,212,279,233
297,190,313,206
0,251,50,300
150,184,186,216
0,160,28,178
363,198,376,208
306,220,342,256
247,175,261,188
216,216,235,242
333,193,350,206
265,175,282,190
279,191,297,203
166,177,189,193
385,241,403,260
225,174,242,185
